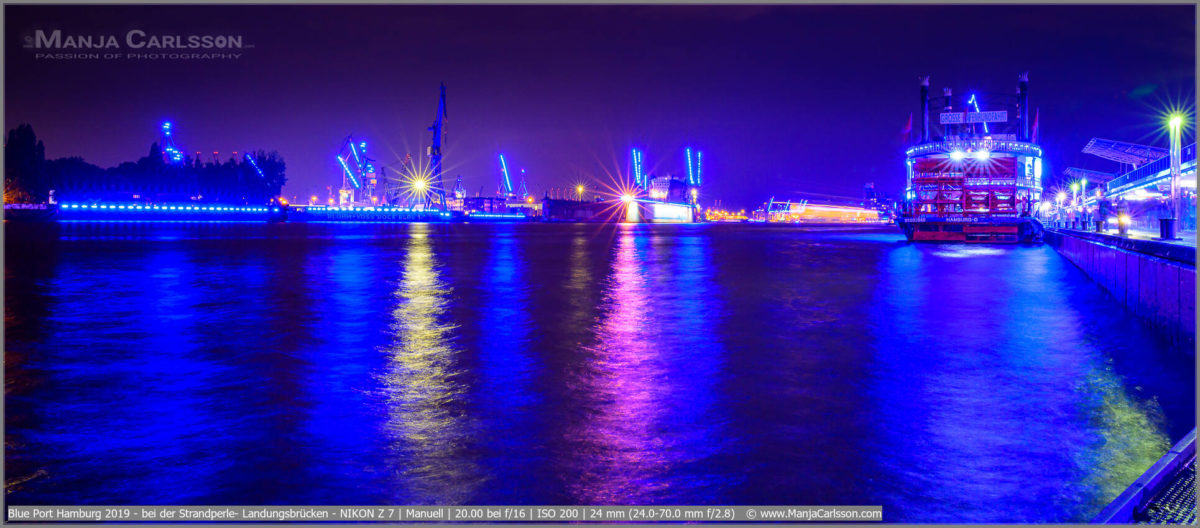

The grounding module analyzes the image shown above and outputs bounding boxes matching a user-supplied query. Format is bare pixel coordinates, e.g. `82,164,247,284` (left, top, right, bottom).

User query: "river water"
5,222,1194,522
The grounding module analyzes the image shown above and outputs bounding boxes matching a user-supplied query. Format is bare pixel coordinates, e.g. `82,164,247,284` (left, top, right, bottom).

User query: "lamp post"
1080,178,1089,227
1070,182,1080,228
1162,114,1183,239
1056,191,1066,227
576,185,584,202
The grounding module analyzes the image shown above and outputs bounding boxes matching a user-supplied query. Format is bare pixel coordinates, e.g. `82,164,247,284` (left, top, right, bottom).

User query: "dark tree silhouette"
4,124,286,204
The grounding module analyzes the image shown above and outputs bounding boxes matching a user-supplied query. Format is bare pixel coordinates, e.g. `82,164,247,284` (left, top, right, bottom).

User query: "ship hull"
898,217,1043,244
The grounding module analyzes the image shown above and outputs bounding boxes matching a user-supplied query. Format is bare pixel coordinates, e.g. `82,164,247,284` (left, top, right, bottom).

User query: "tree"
4,124,47,203
5,124,288,204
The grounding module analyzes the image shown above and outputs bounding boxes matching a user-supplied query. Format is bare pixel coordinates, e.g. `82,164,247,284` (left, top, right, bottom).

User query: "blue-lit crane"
498,154,515,197
517,169,530,199
684,147,703,205
684,147,703,187
159,121,184,164
630,148,646,189
425,83,449,210
335,135,374,205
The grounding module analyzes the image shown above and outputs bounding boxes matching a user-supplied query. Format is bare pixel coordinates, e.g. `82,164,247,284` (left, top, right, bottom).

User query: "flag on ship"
1032,108,1040,143
902,112,913,145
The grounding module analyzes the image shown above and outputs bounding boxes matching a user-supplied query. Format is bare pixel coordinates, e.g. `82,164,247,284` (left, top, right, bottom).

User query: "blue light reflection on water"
4,222,1193,521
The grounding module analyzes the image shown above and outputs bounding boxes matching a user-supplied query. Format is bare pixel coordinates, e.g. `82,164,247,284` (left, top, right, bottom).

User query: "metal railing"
1106,142,1196,195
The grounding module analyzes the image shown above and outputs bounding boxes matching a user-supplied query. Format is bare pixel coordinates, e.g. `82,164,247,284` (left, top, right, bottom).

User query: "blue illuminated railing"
60,203,272,213
464,212,530,221
290,205,457,222
906,139,1043,158
1105,142,1197,195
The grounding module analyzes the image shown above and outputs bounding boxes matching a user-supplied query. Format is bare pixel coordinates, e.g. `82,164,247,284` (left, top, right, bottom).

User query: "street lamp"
1056,191,1066,227
1164,113,1184,239
576,185,584,201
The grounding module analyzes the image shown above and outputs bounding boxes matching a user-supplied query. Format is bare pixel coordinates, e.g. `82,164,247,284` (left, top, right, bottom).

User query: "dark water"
5,222,1194,522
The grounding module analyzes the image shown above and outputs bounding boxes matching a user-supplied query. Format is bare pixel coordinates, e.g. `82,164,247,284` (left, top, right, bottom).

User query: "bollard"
1159,218,1178,240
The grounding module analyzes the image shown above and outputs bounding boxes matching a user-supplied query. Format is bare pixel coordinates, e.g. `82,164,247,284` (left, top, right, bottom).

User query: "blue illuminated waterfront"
4,222,1194,522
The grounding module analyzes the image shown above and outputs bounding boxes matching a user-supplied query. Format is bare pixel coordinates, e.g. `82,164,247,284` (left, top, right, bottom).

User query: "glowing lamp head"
620,194,634,203
691,188,699,197
949,150,966,161
412,179,428,192
1081,178,1088,187
973,150,990,161
1118,214,1132,226
576,185,584,194
1169,115,1183,129
310,195,318,203
1071,183,1080,192
1057,191,1067,202
279,198,289,206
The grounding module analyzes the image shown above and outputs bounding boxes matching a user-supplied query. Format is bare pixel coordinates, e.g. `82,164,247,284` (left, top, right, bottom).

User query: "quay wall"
1045,229,1195,347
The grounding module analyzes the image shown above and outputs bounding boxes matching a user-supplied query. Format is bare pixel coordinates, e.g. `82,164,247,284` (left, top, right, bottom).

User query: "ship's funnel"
920,76,930,143
1018,72,1030,141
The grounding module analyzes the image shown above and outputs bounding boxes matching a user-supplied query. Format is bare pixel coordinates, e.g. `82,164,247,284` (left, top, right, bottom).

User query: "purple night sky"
6,5,1195,208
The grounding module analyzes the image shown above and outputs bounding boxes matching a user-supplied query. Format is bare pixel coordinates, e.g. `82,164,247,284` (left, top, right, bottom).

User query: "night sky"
6,5,1195,209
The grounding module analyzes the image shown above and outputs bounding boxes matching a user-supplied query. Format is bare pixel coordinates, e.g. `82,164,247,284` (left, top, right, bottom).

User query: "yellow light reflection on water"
379,224,483,503
1073,369,1171,518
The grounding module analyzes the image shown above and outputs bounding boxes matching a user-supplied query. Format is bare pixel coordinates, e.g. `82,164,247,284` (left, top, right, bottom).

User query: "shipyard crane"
630,148,646,189
452,175,466,199
498,154,515,197
517,169,530,199
381,153,414,205
335,135,375,205
424,83,449,210
159,121,184,164
684,147,703,187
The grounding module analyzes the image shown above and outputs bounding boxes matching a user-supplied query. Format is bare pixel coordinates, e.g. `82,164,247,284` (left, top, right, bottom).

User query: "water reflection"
565,226,727,503
473,227,543,502
866,244,1175,522
377,225,482,504
3,223,1192,522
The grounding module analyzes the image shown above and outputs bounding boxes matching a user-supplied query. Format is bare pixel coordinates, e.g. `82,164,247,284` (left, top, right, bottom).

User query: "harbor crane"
335,135,376,205
498,154,515,197
159,121,184,164
424,83,449,210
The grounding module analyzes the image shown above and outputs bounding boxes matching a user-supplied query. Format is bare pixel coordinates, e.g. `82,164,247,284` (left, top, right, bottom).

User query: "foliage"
3,124,286,204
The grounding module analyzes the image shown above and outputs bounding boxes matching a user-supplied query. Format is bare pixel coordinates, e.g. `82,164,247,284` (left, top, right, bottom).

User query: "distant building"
863,182,878,207
647,175,691,203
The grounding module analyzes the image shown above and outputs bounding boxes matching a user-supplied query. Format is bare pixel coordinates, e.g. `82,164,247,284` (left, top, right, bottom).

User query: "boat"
898,73,1044,243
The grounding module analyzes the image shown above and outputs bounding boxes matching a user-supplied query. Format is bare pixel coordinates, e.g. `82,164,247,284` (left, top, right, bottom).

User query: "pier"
1044,228,1195,345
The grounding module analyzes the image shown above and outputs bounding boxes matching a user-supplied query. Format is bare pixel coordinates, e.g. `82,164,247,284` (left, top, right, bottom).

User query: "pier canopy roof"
1083,138,1168,167
1102,142,1196,201
1063,167,1117,185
